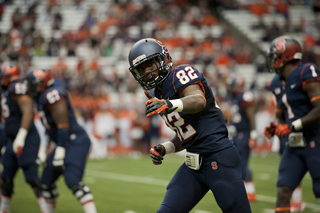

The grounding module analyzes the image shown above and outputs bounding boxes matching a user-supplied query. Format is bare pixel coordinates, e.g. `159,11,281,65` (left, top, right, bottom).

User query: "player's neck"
281,64,296,80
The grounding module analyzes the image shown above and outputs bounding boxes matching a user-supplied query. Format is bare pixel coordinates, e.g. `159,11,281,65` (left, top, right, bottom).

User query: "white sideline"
86,169,320,212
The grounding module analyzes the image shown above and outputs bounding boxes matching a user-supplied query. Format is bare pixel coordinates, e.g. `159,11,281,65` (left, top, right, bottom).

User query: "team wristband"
170,99,183,112
16,128,28,141
291,119,303,131
161,141,175,154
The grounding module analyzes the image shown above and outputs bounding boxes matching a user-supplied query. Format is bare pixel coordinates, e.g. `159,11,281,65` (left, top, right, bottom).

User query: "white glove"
227,125,237,139
53,146,66,173
36,144,47,167
13,128,28,157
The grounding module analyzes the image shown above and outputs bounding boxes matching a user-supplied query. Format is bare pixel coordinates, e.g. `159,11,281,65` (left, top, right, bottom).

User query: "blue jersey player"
265,36,320,213
25,69,97,213
267,74,305,212
0,64,49,213
128,38,252,213
226,76,258,202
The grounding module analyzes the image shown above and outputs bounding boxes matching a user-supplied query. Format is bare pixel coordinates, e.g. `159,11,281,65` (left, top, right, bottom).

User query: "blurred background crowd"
0,0,319,158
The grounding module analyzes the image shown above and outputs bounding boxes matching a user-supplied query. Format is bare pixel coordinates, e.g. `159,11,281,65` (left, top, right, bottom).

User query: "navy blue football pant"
157,145,251,213
277,139,320,198
41,132,91,189
1,132,40,184
233,131,251,180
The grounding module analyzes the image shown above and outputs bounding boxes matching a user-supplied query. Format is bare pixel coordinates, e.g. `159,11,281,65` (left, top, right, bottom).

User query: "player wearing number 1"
264,36,320,213
25,68,97,213
0,63,49,213
128,38,251,213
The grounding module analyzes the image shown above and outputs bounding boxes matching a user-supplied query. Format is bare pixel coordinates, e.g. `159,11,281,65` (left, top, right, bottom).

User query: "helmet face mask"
128,38,172,90
267,36,302,74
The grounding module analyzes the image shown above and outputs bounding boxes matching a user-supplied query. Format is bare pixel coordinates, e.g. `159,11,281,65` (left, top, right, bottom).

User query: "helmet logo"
34,69,46,79
133,54,146,65
155,39,168,54
275,39,286,53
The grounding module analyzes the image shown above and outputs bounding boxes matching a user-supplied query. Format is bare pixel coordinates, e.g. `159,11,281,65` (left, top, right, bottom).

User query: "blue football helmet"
128,38,172,90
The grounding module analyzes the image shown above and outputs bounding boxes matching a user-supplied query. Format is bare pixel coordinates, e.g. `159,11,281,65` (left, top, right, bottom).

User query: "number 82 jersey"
153,65,232,154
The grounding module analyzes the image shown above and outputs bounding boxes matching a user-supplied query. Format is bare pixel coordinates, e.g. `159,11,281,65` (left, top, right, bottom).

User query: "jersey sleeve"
301,63,320,91
42,88,66,106
269,75,282,97
172,65,205,95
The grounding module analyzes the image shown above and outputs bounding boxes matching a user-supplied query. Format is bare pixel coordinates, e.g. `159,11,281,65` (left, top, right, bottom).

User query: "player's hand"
150,144,166,165
13,128,28,157
275,124,292,138
36,145,47,168
264,122,278,139
53,146,66,174
145,98,177,117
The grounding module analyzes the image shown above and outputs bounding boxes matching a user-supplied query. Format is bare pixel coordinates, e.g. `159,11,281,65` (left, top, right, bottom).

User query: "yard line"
86,169,320,212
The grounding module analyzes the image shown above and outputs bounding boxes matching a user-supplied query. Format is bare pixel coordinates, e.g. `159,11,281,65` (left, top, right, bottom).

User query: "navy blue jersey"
228,91,254,132
278,63,320,143
1,80,37,139
36,86,86,143
152,64,232,154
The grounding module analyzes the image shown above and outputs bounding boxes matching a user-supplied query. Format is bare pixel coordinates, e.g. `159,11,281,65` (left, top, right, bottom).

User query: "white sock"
45,200,56,213
0,195,11,213
291,185,302,202
37,196,50,213
79,194,97,213
82,201,97,213
244,181,256,194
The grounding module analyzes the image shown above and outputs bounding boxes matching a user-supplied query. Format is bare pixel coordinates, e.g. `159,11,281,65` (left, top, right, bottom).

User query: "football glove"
53,146,66,174
13,128,28,157
264,122,278,139
274,124,292,138
145,98,177,117
36,144,47,168
150,144,166,165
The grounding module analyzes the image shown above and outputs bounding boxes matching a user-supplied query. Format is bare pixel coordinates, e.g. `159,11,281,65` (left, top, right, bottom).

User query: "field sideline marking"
86,169,320,211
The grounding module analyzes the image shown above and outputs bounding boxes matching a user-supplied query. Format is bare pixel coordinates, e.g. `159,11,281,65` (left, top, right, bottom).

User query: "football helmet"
0,63,20,88
25,68,54,98
226,76,245,94
267,36,302,73
128,38,172,90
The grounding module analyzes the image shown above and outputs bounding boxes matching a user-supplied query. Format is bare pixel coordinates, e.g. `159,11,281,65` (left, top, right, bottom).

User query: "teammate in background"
226,76,258,202
264,36,320,213
0,64,49,213
25,69,97,213
266,74,305,212
128,38,252,213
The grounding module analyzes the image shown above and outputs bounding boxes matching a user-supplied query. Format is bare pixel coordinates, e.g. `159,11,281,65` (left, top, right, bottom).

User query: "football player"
25,69,97,213
226,76,258,202
0,63,49,213
264,36,320,213
266,73,305,212
128,38,252,213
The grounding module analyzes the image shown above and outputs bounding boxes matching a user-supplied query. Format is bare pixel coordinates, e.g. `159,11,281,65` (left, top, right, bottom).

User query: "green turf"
10,154,319,213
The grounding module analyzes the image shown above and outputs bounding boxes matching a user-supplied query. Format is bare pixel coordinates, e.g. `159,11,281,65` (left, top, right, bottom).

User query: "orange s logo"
211,161,218,170
275,39,286,53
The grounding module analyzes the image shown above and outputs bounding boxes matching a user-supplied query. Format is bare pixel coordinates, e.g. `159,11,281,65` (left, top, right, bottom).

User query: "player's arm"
47,99,69,173
12,94,34,157
296,81,320,129
145,84,206,117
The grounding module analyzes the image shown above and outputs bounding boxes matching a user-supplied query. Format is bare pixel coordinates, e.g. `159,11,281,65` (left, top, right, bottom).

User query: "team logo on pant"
211,161,218,170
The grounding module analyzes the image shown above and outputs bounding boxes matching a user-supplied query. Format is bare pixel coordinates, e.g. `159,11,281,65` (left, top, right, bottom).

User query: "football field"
11,153,319,213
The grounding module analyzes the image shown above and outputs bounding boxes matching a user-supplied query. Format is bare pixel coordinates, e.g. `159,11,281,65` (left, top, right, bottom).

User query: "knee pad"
72,182,94,204
1,178,14,197
42,183,59,202
29,180,43,197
